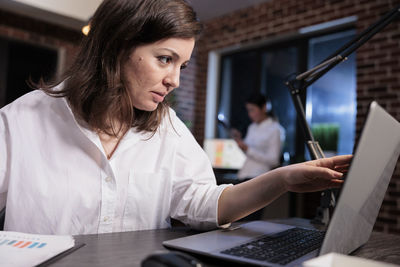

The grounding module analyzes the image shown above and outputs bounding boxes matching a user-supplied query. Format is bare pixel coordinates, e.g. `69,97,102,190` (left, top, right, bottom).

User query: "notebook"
164,101,400,267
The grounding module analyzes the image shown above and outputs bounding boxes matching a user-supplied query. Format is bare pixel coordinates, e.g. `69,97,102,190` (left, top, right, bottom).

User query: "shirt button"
105,177,112,182
103,216,109,222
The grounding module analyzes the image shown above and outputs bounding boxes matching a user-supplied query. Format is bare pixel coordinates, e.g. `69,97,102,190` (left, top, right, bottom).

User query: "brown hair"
40,0,202,136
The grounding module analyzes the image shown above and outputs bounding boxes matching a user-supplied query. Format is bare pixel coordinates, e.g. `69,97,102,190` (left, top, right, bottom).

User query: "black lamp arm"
296,5,400,90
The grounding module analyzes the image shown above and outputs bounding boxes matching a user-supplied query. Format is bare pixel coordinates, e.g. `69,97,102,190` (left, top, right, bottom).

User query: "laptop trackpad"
163,221,294,253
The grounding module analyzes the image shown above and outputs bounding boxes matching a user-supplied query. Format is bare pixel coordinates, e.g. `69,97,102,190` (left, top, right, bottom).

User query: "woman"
233,93,284,180
0,0,351,235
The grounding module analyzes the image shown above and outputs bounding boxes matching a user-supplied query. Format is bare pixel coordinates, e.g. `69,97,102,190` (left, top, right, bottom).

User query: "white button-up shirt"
237,118,283,179
0,90,230,235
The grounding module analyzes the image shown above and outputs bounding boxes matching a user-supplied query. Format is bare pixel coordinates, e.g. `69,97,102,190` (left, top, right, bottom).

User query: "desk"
52,218,400,267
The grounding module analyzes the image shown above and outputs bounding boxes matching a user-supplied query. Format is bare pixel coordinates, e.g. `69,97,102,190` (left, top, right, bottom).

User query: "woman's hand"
230,128,242,140
218,154,352,225
230,129,248,152
235,139,248,152
281,155,352,193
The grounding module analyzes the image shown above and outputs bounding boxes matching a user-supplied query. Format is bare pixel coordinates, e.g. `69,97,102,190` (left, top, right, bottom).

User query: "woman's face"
246,103,267,123
122,38,195,111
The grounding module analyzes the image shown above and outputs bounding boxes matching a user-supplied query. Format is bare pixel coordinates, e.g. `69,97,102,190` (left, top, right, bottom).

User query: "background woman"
233,93,285,180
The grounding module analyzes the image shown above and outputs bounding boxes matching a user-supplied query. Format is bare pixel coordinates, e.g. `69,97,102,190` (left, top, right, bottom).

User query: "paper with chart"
0,231,75,267
204,138,246,169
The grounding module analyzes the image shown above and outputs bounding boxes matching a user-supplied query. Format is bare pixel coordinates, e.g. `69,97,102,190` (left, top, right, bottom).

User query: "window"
213,28,356,163
0,37,58,107
307,30,356,156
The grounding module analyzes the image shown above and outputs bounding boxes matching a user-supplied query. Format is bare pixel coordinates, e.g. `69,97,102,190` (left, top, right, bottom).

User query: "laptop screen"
320,101,400,255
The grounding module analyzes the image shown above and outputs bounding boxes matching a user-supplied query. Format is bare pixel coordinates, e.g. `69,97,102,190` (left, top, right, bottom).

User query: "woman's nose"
163,68,180,89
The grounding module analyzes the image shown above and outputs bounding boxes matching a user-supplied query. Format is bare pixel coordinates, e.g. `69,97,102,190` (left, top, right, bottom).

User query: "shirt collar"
61,96,153,155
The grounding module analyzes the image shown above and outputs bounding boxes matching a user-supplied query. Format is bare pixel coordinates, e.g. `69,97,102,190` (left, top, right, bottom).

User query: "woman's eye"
180,64,187,70
158,56,172,64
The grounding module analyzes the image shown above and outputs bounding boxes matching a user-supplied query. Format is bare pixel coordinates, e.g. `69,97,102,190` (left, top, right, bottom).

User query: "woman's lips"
151,91,165,102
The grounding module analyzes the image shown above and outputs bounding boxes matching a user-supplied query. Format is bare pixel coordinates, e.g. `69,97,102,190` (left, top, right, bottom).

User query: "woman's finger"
311,166,344,180
334,164,350,173
311,155,353,168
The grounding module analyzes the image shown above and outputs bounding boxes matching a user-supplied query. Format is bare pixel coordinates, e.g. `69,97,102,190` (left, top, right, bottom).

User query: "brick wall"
188,0,400,234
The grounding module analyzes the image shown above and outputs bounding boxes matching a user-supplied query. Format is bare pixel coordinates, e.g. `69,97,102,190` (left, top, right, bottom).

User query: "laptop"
163,101,400,267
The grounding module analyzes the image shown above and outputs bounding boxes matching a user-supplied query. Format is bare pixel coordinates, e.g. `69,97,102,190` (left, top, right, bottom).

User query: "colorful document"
0,231,75,267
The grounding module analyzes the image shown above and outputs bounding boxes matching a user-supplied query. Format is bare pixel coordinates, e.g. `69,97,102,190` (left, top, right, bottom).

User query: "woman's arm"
217,155,352,225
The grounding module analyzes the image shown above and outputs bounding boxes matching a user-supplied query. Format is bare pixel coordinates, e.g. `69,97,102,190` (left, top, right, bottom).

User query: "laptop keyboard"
220,227,325,265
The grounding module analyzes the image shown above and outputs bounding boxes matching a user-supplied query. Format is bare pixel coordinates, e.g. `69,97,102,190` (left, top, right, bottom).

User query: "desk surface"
52,218,400,267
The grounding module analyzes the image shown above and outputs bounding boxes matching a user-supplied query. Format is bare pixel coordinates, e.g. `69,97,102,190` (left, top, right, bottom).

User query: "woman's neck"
96,121,129,159
97,128,127,160
256,116,268,124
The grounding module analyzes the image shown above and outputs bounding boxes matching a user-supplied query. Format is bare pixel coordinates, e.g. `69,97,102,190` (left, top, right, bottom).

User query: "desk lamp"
285,4,400,225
